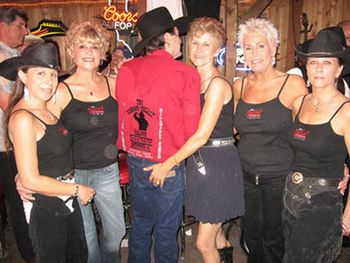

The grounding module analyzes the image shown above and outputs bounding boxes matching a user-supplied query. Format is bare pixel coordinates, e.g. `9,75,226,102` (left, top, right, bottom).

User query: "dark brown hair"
5,69,28,150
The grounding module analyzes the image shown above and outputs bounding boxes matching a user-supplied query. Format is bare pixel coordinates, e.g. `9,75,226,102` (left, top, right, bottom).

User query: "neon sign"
103,5,138,30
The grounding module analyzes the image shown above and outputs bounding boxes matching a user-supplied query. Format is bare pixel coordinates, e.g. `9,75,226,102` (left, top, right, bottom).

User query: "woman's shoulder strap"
277,74,290,97
239,77,245,99
61,81,74,99
104,75,112,96
329,100,350,122
11,109,47,126
295,94,308,119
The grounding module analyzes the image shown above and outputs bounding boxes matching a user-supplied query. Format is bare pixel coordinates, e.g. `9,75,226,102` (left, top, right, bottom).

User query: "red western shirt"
116,50,200,162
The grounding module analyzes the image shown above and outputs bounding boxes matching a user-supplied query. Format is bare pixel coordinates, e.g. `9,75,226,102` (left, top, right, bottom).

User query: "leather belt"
203,137,235,147
291,172,339,187
56,170,75,181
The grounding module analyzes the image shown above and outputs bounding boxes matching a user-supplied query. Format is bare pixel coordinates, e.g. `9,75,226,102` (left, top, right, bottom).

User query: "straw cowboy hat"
0,42,60,81
132,6,189,56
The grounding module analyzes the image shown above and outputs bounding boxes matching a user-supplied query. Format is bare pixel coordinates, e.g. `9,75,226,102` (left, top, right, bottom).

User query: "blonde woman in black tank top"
233,19,308,263
51,23,124,263
283,27,350,262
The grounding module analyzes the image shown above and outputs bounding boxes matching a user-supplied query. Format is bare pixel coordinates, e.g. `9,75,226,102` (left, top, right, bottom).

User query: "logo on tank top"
59,126,69,136
292,128,309,142
87,105,105,116
245,108,263,120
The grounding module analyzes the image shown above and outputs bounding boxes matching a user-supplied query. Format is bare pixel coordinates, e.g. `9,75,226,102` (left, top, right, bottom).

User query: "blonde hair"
238,18,279,48
64,21,110,61
188,17,226,49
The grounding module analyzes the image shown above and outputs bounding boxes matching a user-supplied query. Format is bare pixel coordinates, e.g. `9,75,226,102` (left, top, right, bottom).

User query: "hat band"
307,51,343,56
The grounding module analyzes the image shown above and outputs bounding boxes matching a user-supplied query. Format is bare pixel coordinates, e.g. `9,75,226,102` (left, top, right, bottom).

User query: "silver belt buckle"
318,179,326,186
212,140,220,147
291,172,303,184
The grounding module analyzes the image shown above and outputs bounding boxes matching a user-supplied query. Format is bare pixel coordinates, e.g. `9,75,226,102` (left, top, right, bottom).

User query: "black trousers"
282,174,343,263
29,198,88,263
241,170,285,263
0,151,35,261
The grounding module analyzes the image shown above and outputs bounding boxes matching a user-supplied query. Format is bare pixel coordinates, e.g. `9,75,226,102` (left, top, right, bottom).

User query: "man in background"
0,7,36,263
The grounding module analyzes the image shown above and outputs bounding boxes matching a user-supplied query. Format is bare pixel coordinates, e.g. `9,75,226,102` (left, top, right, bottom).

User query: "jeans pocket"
283,189,304,217
160,167,184,194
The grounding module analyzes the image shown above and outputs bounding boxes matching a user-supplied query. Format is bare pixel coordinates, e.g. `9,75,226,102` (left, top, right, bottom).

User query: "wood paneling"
234,0,350,72
25,5,114,70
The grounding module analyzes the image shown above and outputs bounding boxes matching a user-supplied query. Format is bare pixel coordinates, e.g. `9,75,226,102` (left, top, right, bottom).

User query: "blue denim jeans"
127,155,185,263
75,162,126,263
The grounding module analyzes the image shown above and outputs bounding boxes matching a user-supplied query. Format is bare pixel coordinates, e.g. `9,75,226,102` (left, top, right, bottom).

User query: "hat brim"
295,45,350,76
0,56,62,81
295,44,350,59
132,16,190,57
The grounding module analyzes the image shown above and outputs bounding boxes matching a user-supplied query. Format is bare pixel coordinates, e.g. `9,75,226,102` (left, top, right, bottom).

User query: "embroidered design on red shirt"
246,108,263,120
293,128,309,142
87,105,105,116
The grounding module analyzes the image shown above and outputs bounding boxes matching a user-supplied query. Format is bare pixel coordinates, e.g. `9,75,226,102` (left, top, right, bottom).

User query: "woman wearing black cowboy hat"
282,27,350,262
1,42,95,262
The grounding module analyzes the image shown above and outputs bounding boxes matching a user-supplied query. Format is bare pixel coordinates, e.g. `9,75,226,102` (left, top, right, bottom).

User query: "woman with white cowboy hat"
283,26,350,262
1,42,94,262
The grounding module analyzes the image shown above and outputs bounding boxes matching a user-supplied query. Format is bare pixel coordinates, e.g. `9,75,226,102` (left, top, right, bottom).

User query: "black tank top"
289,95,349,179
12,109,74,214
12,109,73,177
201,76,234,139
234,75,293,175
60,77,118,169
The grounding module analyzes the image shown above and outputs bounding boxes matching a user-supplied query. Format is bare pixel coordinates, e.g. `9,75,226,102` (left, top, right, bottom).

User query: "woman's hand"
15,174,35,202
145,163,171,188
77,185,96,206
338,164,350,195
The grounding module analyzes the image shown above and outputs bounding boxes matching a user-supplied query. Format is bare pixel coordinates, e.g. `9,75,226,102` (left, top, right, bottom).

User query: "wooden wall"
238,0,350,73
26,6,108,70
25,3,146,70
3,0,350,73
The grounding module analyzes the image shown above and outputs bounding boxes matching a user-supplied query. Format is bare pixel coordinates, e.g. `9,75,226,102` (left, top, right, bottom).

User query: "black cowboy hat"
132,6,190,56
295,26,350,59
295,27,350,76
0,42,60,81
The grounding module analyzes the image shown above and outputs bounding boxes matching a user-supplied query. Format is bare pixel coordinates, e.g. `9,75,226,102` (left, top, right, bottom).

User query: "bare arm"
336,104,350,235
9,111,94,204
281,74,309,109
145,78,229,187
232,77,243,135
232,78,243,114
